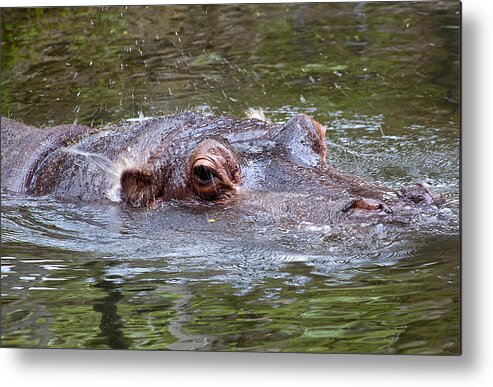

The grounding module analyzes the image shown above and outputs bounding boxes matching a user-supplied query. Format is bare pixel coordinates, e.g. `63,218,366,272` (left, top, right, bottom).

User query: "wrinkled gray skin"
1,112,437,225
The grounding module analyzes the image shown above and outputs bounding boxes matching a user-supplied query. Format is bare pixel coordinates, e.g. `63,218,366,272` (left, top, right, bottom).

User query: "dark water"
1,2,460,354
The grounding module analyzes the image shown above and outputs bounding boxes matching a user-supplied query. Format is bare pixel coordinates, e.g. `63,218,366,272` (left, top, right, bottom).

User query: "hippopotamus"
1,112,438,224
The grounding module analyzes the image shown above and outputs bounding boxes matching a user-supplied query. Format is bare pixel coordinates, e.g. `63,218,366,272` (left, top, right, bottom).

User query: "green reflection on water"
178,239,459,354
0,236,459,353
1,3,459,128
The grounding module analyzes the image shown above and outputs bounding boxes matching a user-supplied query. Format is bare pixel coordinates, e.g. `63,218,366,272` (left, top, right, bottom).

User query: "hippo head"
118,113,329,207
0,111,439,222
113,111,435,223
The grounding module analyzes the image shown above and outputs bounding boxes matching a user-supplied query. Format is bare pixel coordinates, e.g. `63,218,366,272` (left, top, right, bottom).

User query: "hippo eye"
193,165,218,186
189,139,240,200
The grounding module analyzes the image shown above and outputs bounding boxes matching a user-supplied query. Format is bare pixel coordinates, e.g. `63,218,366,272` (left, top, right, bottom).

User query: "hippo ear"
274,114,327,167
120,168,154,207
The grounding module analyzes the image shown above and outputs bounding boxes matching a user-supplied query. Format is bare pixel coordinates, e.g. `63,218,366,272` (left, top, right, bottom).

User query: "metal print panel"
0,1,461,354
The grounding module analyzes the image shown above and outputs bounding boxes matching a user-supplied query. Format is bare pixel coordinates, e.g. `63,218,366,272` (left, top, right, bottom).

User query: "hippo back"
1,117,91,193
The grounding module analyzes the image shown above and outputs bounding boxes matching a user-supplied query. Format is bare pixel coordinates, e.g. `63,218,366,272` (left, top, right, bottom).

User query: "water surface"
1,2,460,354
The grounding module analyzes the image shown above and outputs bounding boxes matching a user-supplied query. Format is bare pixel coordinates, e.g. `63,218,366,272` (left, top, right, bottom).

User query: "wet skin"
1,112,438,224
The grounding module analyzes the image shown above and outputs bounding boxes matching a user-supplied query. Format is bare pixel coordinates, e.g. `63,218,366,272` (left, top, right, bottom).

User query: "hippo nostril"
378,203,393,214
342,198,393,215
398,184,436,206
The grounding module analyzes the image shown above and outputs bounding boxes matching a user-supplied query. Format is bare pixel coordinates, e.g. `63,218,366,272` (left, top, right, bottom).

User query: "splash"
245,107,270,123
125,111,153,124
61,147,138,202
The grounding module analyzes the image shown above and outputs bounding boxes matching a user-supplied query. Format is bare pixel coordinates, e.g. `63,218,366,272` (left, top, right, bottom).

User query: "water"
1,2,460,354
